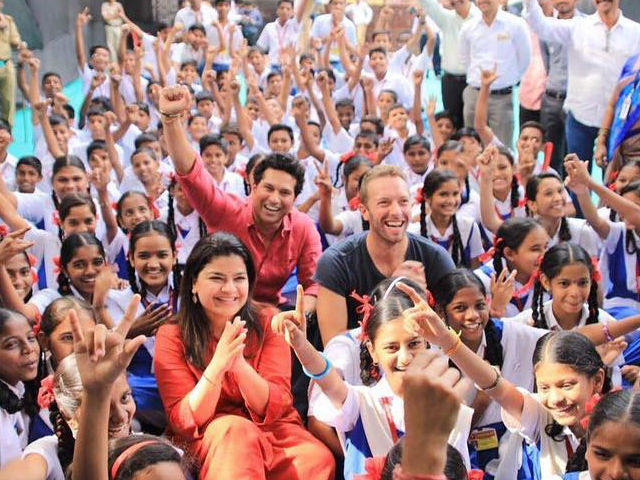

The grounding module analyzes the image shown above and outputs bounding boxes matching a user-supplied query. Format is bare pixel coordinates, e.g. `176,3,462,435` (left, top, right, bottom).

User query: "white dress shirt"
256,17,300,65
174,5,218,29
0,152,18,191
523,0,640,127
310,14,357,62
420,0,480,75
459,9,532,89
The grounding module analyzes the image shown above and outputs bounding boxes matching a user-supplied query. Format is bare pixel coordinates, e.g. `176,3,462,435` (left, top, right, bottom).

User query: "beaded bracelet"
303,353,332,380
602,323,614,342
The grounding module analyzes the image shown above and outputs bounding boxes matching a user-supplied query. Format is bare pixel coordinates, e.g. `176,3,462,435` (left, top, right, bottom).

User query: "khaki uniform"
0,14,21,127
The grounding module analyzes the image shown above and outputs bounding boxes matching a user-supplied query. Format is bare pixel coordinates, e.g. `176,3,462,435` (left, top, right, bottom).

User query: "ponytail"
50,401,75,473
531,281,548,329
558,217,572,242
451,215,466,267
483,320,504,369
359,342,380,386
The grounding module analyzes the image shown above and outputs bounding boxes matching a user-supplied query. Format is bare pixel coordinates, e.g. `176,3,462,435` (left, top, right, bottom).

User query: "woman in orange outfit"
154,232,335,480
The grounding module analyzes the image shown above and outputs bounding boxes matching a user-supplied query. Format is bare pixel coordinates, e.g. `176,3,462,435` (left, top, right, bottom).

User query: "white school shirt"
335,209,364,238
459,188,482,223
205,22,244,66
161,208,202,265
25,227,61,291
545,217,600,257
69,140,125,172
459,9,532,90
119,74,150,105
345,1,373,26
599,221,640,312
503,388,580,480
256,18,300,66
371,72,414,111
174,5,218,30
0,381,30,467
22,435,64,480
0,152,18,191
420,0,481,75
171,42,205,67
294,152,341,221
79,64,110,99
523,0,640,127
310,14,357,62
408,214,484,262
217,169,246,199
312,375,473,469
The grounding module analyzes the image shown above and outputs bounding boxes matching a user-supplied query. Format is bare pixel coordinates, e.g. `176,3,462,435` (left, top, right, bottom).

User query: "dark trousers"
441,73,467,130
519,105,540,127
540,92,567,174
565,111,599,218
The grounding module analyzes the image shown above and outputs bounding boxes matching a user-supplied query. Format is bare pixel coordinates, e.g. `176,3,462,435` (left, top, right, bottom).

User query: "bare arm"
294,109,326,162
34,102,65,159
474,67,498,146
159,85,198,175
316,286,349,345
478,147,505,233
411,70,425,136
232,80,255,150
0,456,48,480
75,8,91,70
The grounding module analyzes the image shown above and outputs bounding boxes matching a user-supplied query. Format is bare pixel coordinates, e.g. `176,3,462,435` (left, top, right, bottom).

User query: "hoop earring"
192,292,198,304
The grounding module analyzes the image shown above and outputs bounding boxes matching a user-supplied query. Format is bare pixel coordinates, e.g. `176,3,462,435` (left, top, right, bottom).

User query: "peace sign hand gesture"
71,295,146,393
0,227,35,265
396,282,451,347
271,285,307,349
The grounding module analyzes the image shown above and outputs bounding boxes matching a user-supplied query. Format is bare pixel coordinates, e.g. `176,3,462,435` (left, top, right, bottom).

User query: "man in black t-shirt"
314,165,455,345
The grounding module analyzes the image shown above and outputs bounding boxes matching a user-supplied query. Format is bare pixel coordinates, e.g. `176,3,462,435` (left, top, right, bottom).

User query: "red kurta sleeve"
154,323,206,439
244,312,296,426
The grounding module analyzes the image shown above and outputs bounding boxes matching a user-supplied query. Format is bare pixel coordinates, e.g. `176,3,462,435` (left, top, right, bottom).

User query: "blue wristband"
302,353,332,380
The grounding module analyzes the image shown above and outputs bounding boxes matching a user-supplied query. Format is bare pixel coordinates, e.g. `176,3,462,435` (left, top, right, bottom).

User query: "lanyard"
380,397,399,443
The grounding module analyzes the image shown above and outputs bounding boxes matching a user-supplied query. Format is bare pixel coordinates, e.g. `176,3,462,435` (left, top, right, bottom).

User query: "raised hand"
489,268,517,317
594,141,608,168
0,227,35,265
426,94,437,117
128,301,172,338
70,295,146,393
596,336,628,367
480,64,498,88
313,161,333,200
158,85,191,116
209,316,247,375
396,282,450,346
563,153,591,194
89,167,109,193
271,285,307,348
412,69,424,87
77,7,92,26
378,137,395,161
91,73,106,90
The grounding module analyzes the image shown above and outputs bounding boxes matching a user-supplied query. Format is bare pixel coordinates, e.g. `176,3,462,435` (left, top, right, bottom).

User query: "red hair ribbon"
518,196,528,208
340,150,357,164
591,256,602,283
478,237,503,263
541,142,553,172
609,170,619,182
608,183,617,191
353,456,386,480
110,201,119,211
426,289,436,308
468,470,485,480
415,187,424,204
31,269,39,285
579,392,603,430
350,290,374,340
52,211,61,226
175,240,183,253
0,224,8,236
341,150,377,165
32,312,42,336
52,256,62,275
27,254,38,267
348,194,362,211
37,374,55,410
237,168,247,181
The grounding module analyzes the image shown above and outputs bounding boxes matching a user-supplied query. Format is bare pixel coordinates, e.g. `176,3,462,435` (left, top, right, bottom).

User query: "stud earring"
192,292,198,304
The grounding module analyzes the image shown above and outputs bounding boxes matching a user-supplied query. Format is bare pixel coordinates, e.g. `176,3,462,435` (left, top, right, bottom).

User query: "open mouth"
462,322,482,332
553,404,577,417
264,204,281,213
384,220,404,229
108,424,129,437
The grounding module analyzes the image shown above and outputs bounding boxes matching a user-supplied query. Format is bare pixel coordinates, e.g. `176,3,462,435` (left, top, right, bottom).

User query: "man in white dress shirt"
523,0,640,168
460,0,531,147
420,0,480,129
174,0,218,30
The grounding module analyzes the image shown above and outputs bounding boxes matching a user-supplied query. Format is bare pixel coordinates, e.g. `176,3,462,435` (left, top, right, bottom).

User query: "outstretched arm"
159,85,198,175
75,7,91,70
474,66,497,146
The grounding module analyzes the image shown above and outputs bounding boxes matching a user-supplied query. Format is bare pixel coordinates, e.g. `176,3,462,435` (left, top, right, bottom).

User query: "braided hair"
128,221,181,306
492,218,545,278
432,269,504,369
531,243,599,330
333,154,373,191
420,169,467,266
166,178,208,251
57,233,106,296
50,156,88,212
115,191,157,233
525,173,572,242
57,193,97,243
533,331,610,473
494,146,521,210
358,277,428,386
0,309,40,417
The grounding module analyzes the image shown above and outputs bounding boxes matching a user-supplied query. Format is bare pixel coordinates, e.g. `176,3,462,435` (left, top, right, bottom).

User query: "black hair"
316,68,336,84
116,191,156,232
451,127,482,145
178,233,264,370
48,113,69,129
379,89,398,103
90,96,112,113
188,23,206,34
369,46,388,58
167,178,208,256
419,170,467,266
533,331,610,473
586,388,640,449
89,45,109,57
335,98,355,111
220,123,242,142
131,146,158,163
433,269,504,369
492,217,544,278
17,156,43,176
49,400,75,473
437,139,463,159
334,154,373,189
58,233,106,296
134,132,159,150
244,153,266,196
135,101,150,116
195,89,215,104
86,106,106,121
525,173,572,242
187,113,207,127
403,134,431,154
156,20,169,32
57,192,97,243
620,181,640,255
0,309,40,417
520,120,546,137
382,441,467,480
355,129,380,147
358,277,426,386
360,115,385,136
51,156,88,209
495,145,521,210
531,243,599,329
63,104,76,120
0,118,10,133
267,123,294,143
199,133,228,155
108,434,187,480
266,70,283,83
42,71,62,85
252,153,305,196
277,0,294,6
86,139,107,160
434,110,455,124
127,221,180,307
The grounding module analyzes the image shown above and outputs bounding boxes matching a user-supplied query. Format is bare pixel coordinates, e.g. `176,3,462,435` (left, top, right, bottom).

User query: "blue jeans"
565,111,599,218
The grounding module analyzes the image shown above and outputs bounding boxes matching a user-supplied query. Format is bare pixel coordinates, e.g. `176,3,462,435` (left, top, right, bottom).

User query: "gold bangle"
444,330,462,357
477,366,502,392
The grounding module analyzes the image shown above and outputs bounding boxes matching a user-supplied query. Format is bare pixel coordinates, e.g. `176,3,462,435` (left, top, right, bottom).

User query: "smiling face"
614,165,640,193
541,262,592,324
361,176,411,245
53,166,88,199
367,317,426,396
586,420,640,480
192,254,250,324
42,74,63,98
118,194,155,232
518,126,544,156
621,191,640,234
90,47,110,72
427,179,461,218
5,253,33,301
388,107,408,131
503,226,549,279
63,245,106,298
492,153,515,198
202,144,227,182
0,315,39,386
529,177,565,219
535,361,603,427
131,152,159,186
15,164,42,193
436,118,455,141
370,51,388,78
62,204,97,237
267,129,292,154
443,286,489,349
107,374,136,438
129,233,175,295
251,168,297,227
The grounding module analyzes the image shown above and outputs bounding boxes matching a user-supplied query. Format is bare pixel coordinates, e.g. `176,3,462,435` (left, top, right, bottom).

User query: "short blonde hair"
359,164,407,205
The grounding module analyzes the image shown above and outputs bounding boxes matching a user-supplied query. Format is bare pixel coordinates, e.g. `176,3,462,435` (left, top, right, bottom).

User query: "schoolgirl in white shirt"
435,140,481,222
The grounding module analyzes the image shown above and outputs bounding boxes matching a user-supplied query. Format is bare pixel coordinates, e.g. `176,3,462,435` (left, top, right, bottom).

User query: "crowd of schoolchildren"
1,0,640,478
